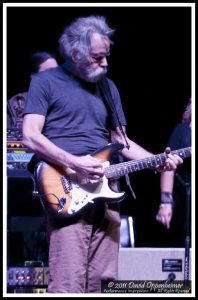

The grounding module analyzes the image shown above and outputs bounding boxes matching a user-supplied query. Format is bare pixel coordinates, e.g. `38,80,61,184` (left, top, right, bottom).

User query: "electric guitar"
34,143,191,219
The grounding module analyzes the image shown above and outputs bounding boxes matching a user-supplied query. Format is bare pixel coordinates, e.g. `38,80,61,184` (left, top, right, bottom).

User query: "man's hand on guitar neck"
155,147,183,173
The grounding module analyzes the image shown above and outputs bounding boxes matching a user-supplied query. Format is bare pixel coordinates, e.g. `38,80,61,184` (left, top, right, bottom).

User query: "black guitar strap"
98,77,136,200
98,77,130,149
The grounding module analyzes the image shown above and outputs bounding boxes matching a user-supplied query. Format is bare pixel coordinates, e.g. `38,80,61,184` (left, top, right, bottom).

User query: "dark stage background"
6,5,191,264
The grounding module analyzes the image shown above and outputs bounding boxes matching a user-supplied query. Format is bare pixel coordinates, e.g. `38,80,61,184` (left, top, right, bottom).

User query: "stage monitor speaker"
118,248,191,281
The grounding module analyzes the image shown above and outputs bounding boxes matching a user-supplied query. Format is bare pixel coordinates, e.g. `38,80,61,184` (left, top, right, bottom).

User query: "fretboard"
104,147,191,179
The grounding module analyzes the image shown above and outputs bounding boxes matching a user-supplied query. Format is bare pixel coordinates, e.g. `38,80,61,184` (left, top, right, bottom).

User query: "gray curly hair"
182,99,191,124
59,15,115,61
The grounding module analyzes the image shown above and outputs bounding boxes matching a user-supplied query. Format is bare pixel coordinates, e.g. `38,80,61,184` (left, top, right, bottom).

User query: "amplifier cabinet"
118,247,192,281
7,267,48,287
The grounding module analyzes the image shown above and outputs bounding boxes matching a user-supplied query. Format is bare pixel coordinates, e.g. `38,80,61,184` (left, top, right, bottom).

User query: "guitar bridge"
61,175,72,193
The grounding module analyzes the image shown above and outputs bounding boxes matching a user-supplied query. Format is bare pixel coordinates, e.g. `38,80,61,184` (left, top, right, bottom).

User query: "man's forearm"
22,132,77,169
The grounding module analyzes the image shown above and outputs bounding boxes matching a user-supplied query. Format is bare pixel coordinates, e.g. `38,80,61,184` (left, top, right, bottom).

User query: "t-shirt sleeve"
23,74,49,117
107,78,127,129
167,123,186,150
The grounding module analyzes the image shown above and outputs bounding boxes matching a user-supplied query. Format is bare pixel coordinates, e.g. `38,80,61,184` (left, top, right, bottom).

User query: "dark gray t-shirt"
24,66,126,155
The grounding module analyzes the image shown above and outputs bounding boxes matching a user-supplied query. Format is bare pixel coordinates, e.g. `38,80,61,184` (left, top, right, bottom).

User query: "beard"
84,66,107,82
75,61,108,83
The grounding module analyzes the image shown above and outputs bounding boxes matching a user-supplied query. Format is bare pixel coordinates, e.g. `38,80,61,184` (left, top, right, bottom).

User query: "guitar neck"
105,147,191,179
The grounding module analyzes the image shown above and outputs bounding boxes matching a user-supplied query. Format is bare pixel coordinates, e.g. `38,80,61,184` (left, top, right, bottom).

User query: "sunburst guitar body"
34,143,191,219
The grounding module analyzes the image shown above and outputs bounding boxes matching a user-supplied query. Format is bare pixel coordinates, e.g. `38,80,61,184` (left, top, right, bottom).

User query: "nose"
100,56,108,67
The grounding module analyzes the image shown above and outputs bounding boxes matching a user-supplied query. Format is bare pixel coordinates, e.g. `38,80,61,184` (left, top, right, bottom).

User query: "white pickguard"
66,161,125,215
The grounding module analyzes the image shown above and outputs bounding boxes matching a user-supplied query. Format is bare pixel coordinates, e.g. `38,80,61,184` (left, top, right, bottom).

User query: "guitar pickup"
81,178,103,184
